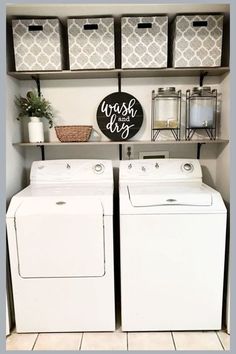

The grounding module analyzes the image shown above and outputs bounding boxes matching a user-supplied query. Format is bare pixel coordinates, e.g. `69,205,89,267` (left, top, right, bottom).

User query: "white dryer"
119,159,227,331
7,159,115,332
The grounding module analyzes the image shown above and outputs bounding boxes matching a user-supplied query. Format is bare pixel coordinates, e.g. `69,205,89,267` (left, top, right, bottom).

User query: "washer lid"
128,184,212,207
15,196,105,278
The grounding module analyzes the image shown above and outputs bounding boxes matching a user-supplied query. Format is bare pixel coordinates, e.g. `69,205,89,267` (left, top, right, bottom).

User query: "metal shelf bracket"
199,71,208,87
118,72,122,160
197,142,205,159
36,145,45,160
31,75,41,97
118,72,121,93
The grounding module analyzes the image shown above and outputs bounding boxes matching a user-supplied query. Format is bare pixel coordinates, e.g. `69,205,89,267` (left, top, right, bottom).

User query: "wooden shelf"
8,67,230,81
13,139,229,147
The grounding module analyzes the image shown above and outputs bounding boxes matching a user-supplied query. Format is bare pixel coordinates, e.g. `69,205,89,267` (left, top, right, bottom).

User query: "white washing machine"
119,159,227,331
6,159,115,333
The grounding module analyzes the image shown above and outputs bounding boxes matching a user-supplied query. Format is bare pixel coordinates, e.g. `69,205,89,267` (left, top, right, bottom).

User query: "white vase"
28,117,44,143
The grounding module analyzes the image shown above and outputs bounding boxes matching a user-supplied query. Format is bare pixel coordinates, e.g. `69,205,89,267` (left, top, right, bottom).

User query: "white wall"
216,73,230,203
6,76,26,203
6,76,26,335
6,298,10,336
20,75,221,187
216,73,230,332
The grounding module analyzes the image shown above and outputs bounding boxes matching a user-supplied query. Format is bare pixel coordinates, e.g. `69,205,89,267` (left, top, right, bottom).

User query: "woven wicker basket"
55,125,92,142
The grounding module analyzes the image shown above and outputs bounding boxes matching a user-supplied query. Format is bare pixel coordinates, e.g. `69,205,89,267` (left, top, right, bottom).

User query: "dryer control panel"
30,159,113,184
120,159,202,182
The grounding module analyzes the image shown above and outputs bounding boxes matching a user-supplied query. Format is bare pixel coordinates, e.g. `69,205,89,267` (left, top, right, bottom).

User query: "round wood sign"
96,92,143,141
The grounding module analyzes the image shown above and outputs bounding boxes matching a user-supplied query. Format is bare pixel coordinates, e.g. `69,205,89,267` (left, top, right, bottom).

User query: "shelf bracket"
118,72,121,92
199,71,208,87
197,142,205,159
37,145,45,160
31,76,41,97
119,143,122,160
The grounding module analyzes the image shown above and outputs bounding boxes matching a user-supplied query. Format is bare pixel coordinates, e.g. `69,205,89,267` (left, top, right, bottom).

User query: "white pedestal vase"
28,117,44,143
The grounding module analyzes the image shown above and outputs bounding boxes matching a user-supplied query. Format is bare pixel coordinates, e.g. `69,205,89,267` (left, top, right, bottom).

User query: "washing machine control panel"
120,159,202,181
30,160,112,184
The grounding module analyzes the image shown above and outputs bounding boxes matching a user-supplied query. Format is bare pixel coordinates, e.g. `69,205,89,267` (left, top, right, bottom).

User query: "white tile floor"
6,329,230,351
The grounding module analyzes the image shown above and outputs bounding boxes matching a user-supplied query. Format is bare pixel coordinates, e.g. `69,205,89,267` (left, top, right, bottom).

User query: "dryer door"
15,197,105,278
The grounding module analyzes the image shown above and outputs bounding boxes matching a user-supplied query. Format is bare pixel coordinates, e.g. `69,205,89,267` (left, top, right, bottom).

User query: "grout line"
79,332,84,351
31,333,39,351
127,332,129,351
216,331,225,350
171,332,177,351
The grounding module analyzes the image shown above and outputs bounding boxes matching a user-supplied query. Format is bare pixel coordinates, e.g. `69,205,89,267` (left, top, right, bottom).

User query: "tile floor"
6,328,230,351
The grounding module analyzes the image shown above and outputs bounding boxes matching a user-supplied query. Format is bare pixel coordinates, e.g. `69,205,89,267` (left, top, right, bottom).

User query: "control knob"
93,163,104,174
183,163,194,172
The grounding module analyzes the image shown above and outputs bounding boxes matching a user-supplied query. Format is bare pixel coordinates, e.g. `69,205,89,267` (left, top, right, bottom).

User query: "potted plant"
15,90,54,143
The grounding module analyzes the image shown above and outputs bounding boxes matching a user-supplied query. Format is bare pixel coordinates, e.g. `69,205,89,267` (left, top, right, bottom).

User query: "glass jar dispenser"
152,87,181,141
186,87,217,140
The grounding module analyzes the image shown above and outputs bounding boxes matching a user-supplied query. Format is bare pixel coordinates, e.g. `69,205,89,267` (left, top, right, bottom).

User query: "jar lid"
158,87,176,93
192,86,212,94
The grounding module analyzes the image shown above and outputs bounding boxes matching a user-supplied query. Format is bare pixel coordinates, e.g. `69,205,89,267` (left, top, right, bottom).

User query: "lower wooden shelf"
13,139,229,160
13,139,229,146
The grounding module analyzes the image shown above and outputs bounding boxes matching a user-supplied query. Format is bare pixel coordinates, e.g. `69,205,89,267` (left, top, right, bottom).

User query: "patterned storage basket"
172,15,224,67
67,17,115,70
121,16,168,69
12,19,62,71
55,126,92,142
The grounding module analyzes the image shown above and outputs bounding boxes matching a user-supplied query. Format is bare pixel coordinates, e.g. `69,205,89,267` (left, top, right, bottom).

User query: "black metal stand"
152,128,180,141
185,88,217,141
186,127,216,141
151,89,182,142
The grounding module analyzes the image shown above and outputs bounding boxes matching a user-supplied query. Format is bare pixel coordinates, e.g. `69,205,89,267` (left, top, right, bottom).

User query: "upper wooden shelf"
8,67,230,80
13,139,229,146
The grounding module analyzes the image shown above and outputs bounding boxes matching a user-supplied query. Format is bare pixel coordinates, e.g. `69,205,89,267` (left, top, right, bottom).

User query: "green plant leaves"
15,90,54,128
